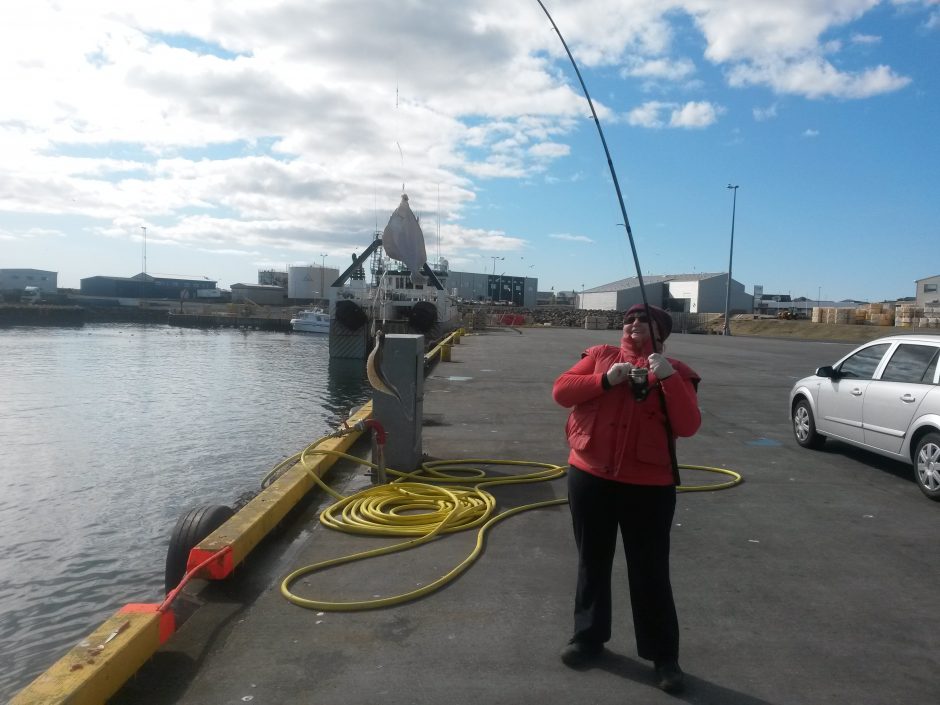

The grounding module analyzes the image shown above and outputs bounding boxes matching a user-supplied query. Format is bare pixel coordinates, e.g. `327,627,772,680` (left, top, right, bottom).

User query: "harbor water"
0,324,371,700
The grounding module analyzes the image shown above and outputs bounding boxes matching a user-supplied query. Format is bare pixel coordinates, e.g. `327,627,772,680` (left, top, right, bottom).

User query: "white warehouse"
579,272,754,314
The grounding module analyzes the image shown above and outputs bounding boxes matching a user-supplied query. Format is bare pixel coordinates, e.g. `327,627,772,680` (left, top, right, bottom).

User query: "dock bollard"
440,343,451,362
373,334,424,472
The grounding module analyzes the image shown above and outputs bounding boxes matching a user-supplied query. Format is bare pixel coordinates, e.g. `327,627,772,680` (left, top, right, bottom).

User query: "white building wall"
916,274,940,307
666,280,700,312
0,268,58,294
581,291,618,310
695,275,752,313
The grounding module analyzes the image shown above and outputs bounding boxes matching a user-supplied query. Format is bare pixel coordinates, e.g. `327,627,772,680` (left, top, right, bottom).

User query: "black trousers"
567,465,679,662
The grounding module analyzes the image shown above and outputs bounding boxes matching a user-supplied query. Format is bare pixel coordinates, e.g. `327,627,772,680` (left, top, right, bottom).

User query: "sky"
1,0,938,303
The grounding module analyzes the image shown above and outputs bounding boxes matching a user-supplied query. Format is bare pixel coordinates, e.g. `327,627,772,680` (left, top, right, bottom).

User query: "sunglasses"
623,314,649,324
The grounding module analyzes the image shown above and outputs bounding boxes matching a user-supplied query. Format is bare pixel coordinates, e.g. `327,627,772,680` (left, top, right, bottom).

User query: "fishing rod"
534,0,653,319
535,0,681,483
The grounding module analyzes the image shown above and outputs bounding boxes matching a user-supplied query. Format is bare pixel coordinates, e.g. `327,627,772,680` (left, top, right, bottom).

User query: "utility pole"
723,185,739,336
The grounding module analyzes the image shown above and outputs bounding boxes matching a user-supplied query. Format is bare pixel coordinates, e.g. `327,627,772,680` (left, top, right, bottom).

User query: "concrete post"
372,334,424,472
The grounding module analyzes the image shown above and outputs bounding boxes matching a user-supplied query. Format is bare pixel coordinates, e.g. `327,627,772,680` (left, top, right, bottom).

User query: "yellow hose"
278,436,742,612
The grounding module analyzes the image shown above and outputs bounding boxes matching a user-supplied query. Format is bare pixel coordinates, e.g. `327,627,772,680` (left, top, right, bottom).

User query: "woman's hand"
648,353,674,380
606,362,634,385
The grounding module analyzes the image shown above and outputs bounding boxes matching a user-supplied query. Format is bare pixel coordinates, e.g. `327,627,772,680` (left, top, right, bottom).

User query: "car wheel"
913,432,940,502
792,398,825,449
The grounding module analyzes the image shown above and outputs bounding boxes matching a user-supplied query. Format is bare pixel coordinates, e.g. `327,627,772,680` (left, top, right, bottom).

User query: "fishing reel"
629,367,650,402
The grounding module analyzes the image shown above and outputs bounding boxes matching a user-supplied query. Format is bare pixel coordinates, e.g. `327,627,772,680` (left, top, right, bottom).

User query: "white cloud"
851,33,882,44
627,101,669,128
628,100,723,129
803,128,820,137
549,233,594,243
685,0,911,98
669,101,724,128
0,0,921,274
529,142,571,159
753,104,779,121
727,57,910,99
621,57,696,81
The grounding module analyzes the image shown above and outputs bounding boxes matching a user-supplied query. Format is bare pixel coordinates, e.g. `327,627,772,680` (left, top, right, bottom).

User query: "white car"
789,334,940,501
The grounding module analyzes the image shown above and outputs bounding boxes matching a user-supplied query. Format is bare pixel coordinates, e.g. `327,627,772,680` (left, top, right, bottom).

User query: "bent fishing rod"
535,0,681,483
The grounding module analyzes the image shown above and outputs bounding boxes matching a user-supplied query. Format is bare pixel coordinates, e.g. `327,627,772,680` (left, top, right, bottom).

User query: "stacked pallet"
860,302,895,326
583,315,607,330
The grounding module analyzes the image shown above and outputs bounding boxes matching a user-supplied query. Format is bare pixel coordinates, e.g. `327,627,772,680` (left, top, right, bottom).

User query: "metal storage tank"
288,266,319,299
288,266,339,300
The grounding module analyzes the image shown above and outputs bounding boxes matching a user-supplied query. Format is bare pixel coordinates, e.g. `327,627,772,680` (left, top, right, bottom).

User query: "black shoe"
654,660,685,694
560,640,603,668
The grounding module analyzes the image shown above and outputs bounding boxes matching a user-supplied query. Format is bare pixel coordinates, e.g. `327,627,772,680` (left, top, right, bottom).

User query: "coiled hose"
278,433,741,611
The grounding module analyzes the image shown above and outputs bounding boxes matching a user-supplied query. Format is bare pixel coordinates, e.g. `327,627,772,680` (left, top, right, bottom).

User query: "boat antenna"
396,82,405,193
534,0,651,317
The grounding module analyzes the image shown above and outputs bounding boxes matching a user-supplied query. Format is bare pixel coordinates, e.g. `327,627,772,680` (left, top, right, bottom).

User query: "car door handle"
851,388,863,396
900,393,916,403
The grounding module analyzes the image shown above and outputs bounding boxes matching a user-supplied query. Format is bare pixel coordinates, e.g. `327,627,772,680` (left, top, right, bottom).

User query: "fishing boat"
290,308,330,334
327,194,460,358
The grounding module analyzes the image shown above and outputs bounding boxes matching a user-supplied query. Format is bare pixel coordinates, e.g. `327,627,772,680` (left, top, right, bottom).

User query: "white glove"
648,353,674,380
606,362,633,386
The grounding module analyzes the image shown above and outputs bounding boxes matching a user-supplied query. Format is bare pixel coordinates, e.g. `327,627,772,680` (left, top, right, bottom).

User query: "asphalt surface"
113,327,939,705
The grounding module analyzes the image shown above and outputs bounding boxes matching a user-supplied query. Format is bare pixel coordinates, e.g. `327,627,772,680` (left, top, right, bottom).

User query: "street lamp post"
320,253,327,305
723,184,739,336
490,256,504,274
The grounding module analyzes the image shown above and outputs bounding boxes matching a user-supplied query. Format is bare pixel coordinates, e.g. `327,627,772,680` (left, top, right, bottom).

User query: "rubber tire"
408,301,438,333
793,398,825,449
913,432,940,502
164,504,234,593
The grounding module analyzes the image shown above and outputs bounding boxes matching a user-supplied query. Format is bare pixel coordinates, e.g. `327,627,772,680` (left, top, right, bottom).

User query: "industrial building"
915,274,940,307
0,268,58,295
578,272,754,313
445,270,538,307
230,283,288,305
80,273,217,299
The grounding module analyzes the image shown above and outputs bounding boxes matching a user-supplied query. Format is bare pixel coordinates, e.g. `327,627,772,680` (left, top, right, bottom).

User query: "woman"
552,304,701,694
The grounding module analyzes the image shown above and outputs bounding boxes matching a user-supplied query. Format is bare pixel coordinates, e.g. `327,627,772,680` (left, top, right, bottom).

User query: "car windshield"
837,343,890,379
880,344,940,384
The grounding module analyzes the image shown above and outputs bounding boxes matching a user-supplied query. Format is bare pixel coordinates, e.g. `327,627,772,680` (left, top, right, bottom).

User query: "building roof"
230,283,286,290
82,273,216,284
585,272,725,293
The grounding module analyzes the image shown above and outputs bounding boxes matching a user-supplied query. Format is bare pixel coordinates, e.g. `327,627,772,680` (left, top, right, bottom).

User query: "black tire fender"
164,504,234,594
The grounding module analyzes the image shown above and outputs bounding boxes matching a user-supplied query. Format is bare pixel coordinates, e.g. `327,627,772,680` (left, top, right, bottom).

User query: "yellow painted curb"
187,401,374,578
10,604,173,705
10,405,374,704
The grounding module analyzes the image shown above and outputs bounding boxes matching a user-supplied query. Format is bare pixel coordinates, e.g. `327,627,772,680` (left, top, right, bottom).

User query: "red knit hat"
624,304,673,340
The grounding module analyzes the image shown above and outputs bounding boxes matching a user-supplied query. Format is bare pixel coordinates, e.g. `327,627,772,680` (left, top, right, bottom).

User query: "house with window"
915,274,940,307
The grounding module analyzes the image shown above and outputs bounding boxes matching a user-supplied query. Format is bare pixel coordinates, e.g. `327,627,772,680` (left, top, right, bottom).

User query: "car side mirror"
815,365,837,378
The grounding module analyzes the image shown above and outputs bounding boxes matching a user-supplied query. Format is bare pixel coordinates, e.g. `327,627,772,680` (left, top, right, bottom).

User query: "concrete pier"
21,327,940,705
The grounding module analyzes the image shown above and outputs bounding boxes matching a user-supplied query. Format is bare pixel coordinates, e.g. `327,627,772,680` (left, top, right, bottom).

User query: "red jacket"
553,344,701,485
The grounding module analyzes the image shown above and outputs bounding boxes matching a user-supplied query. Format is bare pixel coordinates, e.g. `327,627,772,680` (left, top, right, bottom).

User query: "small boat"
290,309,330,334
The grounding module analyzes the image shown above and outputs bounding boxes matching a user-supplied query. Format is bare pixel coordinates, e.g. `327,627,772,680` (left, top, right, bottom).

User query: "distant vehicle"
21,286,41,304
789,334,940,501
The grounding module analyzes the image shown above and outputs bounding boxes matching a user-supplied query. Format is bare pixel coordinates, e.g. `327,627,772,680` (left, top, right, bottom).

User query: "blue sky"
1,0,937,302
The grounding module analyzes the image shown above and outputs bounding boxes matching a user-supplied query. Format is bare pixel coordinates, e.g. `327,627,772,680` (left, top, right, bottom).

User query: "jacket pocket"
566,400,599,450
